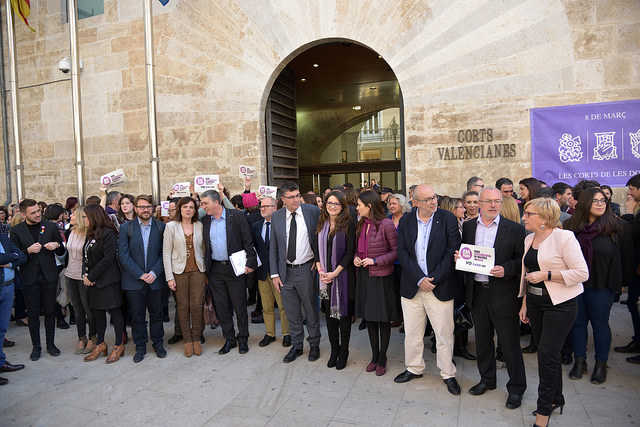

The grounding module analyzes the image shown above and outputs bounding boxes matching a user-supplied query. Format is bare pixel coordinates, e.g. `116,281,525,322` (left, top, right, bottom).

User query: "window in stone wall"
61,0,104,22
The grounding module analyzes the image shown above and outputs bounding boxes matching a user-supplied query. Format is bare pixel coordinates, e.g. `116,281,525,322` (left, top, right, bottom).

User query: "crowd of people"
0,173,639,427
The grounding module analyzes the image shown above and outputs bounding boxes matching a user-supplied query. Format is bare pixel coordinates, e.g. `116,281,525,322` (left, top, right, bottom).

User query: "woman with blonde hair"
501,196,521,224
519,198,588,427
65,206,96,354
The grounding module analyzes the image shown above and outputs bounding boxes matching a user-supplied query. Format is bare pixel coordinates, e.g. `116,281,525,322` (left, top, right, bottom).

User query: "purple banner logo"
530,100,640,187
460,247,472,260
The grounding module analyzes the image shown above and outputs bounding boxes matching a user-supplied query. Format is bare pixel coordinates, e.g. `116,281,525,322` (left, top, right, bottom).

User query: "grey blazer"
269,204,320,283
163,221,206,281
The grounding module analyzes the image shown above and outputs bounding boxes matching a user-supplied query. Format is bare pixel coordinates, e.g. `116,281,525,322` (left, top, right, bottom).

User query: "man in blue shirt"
119,195,166,363
0,233,27,385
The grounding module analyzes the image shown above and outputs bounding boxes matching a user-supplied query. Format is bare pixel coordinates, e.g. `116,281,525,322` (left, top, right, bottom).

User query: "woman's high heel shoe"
532,402,564,416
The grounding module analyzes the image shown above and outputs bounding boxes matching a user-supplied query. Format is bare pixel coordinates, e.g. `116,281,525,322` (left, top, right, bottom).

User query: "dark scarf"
318,221,348,318
576,221,600,270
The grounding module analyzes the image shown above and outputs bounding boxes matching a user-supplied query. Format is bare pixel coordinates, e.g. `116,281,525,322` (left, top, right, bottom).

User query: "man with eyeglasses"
269,182,321,363
394,185,462,396
495,177,514,199
200,189,257,355
466,176,485,193
252,196,290,348
119,195,167,363
459,187,527,409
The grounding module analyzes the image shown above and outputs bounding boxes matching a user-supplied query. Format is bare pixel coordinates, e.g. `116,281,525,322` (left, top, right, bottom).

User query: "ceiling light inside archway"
300,78,307,82
352,105,361,110
312,63,319,68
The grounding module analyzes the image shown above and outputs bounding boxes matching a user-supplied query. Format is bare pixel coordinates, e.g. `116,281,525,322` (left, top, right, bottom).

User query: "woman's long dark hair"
356,190,386,236
519,177,542,201
85,205,118,240
117,194,136,224
563,187,622,236
317,191,350,234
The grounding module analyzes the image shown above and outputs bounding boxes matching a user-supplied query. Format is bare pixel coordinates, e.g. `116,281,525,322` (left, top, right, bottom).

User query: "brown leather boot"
84,342,107,362
75,338,87,355
106,345,125,364
184,342,194,357
193,341,202,356
83,337,96,355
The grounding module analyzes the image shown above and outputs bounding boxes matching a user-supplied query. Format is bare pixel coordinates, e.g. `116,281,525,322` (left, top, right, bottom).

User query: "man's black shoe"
308,346,320,361
522,344,537,354
358,319,366,330
57,319,70,330
394,370,422,383
201,336,205,344
153,344,167,358
615,341,640,353
168,335,183,345
282,335,291,347
238,340,249,354
562,353,573,365
47,345,61,357
0,377,7,385
454,348,476,361
218,340,237,355
627,354,640,364
468,382,496,396
283,347,303,363
259,335,276,347
506,394,522,409
3,338,15,348
133,350,145,363
0,362,24,372
30,347,41,361
444,378,461,395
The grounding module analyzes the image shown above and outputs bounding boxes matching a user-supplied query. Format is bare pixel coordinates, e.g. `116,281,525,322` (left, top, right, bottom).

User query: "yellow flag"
11,0,35,32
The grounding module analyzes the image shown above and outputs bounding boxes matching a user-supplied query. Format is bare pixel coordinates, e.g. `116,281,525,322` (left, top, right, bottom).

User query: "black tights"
93,308,124,346
367,321,391,365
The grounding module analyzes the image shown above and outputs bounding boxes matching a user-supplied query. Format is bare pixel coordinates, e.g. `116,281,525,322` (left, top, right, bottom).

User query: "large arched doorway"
264,40,405,192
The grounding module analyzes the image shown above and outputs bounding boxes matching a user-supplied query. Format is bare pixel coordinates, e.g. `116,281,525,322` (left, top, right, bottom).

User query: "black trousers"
94,307,124,346
528,293,577,416
472,285,526,395
23,280,57,348
208,262,248,341
13,287,27,320
126,287,164,351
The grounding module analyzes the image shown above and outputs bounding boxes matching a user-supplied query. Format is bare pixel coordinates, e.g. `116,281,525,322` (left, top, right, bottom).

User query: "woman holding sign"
163,197,207,357
518,198,588,427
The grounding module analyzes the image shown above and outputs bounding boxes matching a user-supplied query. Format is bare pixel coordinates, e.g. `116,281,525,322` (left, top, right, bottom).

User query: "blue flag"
158,0,169,5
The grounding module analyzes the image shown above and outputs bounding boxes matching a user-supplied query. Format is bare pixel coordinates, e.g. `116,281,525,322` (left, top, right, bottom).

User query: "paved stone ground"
1,298,639,427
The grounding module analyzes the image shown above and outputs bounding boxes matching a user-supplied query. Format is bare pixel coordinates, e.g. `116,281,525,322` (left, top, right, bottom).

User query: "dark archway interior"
266,42,404,192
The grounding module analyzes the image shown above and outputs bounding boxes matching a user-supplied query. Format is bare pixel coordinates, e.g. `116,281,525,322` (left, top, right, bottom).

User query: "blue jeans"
571,287,614,361
0,283,15,365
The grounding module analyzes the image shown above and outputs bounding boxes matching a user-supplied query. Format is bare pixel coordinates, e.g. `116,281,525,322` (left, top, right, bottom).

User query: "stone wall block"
573,26,615,60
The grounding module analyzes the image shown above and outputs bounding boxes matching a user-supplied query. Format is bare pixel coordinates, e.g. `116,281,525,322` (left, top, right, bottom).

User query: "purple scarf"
576,221,600,270
318,221,349,318
357,217,375,259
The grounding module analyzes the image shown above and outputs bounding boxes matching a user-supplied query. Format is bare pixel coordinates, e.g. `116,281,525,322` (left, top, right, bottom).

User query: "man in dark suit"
269,182,321,363
0,232,27,384
252,196,290,347
119,195,166,363
10,199,65,360
460,187,527,409
393,185,462,396
200,189,257,355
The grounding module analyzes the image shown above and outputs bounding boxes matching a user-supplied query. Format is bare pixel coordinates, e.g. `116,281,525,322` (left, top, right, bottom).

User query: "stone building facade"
1,0,638,202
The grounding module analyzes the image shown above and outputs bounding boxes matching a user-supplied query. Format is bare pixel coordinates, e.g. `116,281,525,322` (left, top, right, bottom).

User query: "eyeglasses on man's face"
136,205,153,210
479,199,503,205
282,193,301,200
414,196,437,203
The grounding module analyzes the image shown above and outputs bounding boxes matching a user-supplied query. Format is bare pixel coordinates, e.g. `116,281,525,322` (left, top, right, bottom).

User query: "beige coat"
518,228,589,305
163,221,206,281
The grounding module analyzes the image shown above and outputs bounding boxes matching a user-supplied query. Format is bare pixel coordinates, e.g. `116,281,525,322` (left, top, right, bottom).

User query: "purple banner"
531,99,640,187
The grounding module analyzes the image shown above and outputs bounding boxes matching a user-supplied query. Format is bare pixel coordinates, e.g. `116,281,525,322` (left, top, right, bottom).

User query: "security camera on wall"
58,56,83,74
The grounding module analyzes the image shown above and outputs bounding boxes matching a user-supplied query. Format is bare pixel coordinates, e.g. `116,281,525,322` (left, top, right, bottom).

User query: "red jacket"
358,217,398,277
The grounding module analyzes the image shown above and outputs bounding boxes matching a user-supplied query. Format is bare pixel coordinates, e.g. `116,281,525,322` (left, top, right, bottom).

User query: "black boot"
326,318,340,368
569,356,587,380
336,317,351,370
453,329,476,361
590,360,607,384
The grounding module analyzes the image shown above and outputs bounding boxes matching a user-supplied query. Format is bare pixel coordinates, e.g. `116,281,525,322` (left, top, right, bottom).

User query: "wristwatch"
547,271,551,281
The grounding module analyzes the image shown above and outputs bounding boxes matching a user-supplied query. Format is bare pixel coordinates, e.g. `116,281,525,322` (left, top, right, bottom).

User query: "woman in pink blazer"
518,198,588,427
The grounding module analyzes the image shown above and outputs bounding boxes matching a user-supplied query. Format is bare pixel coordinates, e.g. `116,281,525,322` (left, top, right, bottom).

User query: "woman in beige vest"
163,197,207,357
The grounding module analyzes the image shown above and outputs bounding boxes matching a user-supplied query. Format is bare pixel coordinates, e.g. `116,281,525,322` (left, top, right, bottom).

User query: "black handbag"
454,303,474,330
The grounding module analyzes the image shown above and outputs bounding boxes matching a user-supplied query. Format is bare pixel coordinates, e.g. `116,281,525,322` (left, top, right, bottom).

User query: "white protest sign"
160,201,170,217
100,169,127,188
171,182,191,197
194,175,219,193
239,165,256,178
455,244,495,276
258,185,278,199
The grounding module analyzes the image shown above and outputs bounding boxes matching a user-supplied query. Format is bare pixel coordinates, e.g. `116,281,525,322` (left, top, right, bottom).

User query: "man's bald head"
413,184,437,218
414,185,435,199
480,187,502,201
478,187,503,222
